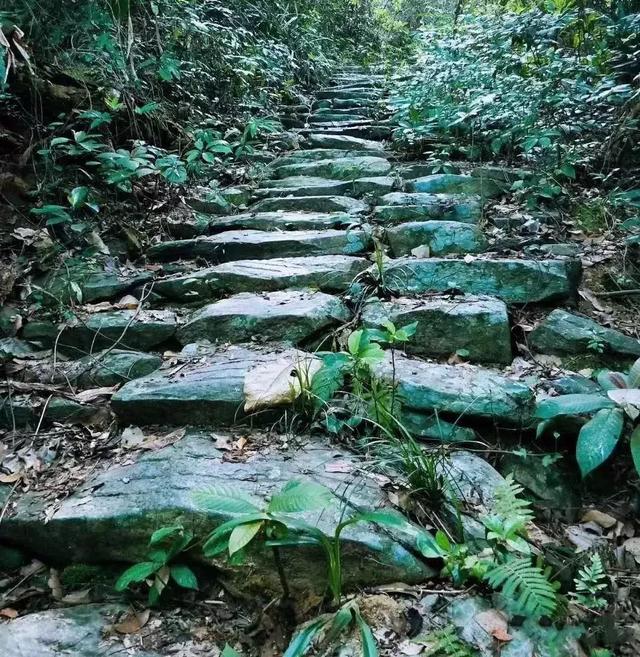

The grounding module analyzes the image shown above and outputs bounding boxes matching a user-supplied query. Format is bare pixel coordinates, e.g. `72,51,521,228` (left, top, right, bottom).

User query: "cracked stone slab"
303,133,385,151
374,353,534,425
148,229,371,263
379,257,581,304
272,156,391,180
0,434,434,594
177,290,351,345
250,194,368,214
361,296,512,364
407,173,502,198
373,193,482,224
153,255,369,301
386,221,488,256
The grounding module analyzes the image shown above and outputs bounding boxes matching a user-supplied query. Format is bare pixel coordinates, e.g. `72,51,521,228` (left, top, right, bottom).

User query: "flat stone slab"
303,124,391,140
308,112,370,123
362,296,512,364
22,309,178,356
272,156,391,180
0,605,157,657
530,308,640,357
250,194,368,214
33,263,152,305
374,354,534,424
148,229,371,263
177,290,350,345
275,148,385,164
316,89,382,100
10,349,162,388
153,255,369,301
386,221,488,256
0,434,432,594
407,174,501,198
111,344,319,426
373,193,482,224
258,176,354,197
303,133,385,151
380,257,581,304
0,394,99,428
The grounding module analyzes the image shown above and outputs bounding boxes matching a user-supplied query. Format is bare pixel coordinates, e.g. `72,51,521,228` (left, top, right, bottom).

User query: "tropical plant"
573,553,609,610
414,625,478,657
115,525,197,605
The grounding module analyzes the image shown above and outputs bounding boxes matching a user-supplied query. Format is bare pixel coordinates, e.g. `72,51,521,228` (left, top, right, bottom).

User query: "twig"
593,289,640,298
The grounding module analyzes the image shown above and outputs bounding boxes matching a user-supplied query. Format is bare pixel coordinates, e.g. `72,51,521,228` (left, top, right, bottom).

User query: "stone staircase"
0,66,610,609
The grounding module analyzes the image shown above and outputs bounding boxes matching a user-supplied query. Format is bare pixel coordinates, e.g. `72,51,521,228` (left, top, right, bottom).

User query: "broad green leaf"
221,645,242,657
630,426,640,477
596,370,628,391
576,408,624,478
351,510,409,528
628,357,640,389
115,561,159,591
417,532,446,558
170,564,198,590
193,487,261,514
228,521,263,555
149,525,183,545
283,617,327,657
267,480,334,513
68,186,89,208
535,394,614,420
135,102,160,115
325,605,354,643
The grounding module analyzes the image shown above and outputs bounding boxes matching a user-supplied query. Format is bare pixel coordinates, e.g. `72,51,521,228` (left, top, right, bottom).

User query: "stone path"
1,66,635,652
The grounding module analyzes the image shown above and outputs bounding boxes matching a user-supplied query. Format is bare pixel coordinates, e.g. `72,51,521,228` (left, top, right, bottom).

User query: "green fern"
573,554,608,610
415,625,477,657
484,557,558,619
492,474,534,525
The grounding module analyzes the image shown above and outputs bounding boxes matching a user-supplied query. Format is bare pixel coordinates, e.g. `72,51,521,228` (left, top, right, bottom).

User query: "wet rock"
0,544,28,571
250,194,368,214
32,261,152,305
373,193,482,224
0,338,49,363
397,163,461,178
153,255,369,301
220,185,252,206
0,605,158,657
386,220,488,256
303,133,385,152
272,156,391,180
0,395,100,428
407,174,502,198
446,452,507,509
22,309,177,356
258,176,355,197
1,434,434,594
401,410,477,442
185,186,232,214
374,353,534,424
147,229,371,263
0,306,21,337
362,296,512,364
177,290,351,346
381,258,581,304
530,309,640,357
275,148,383,164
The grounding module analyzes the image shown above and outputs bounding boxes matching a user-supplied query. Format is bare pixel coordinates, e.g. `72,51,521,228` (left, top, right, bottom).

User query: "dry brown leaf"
48,568,63,600
243,353,322,412
114,608,151,634
581,509,617,529
325,460,353,473
474,609,511,642
76,386,118,402
61,588,91,605
0,471,22,483
0,608,18,619
141,427,185,451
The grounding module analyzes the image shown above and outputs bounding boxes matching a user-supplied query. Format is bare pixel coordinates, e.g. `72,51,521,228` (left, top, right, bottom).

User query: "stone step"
386,221,488,256
148,228,371,263
329,98,384,110
361,296,512,364
167,211,360,238
271,155,391,180
374,353,534,425
301,124,392,140
397,163,461,179
177,290,350,346
274,148,387,164
256,176,394,199
308,112,370,123
407,173,502,198
379,257,582,304
316,106,381,118
530,308,640,357
250,194,368,214
373,193,482,224
22,309,178,356
153,255,368,301
0,394,100,429
111,344,318,425
316,89,383,100
303,133,385,151
0,433,432,594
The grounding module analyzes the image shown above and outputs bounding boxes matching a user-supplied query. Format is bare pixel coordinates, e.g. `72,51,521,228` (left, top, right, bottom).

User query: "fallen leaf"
623,537,640,565
0,471,22,483
75,386,118,402
243,353,322,412
141,427,186,451
121,426,145,449
48,569,63,600
581,510,617,529
61,588,91,605
0,608,18,619
325,460,353,473
474,609,511,642
114,608,151,634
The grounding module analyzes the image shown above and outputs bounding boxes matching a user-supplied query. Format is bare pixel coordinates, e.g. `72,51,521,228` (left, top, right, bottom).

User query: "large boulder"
361,296,512,364
0,434,434,595
530,309,640,357
177,290,350,346
380,258,581,304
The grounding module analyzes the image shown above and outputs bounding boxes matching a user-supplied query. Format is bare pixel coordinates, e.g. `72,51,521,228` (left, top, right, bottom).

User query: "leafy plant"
535,356,640,478
115,525,197,605
573,553,608,610
414,625,478,657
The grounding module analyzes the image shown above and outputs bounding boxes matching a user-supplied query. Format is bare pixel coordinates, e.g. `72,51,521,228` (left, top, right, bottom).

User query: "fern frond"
492,474,534,525
416,625,477,657
485,557,558,619
574,553,608,610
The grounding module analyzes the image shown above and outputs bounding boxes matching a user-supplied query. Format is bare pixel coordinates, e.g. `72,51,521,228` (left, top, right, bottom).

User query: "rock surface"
272,155,391,180
386,220,488,256
373,192,482,224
